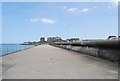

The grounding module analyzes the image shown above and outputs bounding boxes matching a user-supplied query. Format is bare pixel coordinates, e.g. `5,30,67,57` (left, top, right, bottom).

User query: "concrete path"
0,57,2,80
2,45,118,79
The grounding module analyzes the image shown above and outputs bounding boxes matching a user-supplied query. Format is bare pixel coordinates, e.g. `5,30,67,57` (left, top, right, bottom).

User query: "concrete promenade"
2,45,118,79
0,57,2,80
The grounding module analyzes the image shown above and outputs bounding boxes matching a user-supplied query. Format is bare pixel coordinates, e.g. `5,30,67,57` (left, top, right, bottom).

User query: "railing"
0,48,1,56
1,45,35,56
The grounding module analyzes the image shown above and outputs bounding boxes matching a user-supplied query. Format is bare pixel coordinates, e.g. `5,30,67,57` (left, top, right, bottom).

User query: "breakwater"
52,40,119,62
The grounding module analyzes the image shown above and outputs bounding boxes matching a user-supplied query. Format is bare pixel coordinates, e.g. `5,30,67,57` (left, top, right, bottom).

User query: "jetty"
2,44,118,79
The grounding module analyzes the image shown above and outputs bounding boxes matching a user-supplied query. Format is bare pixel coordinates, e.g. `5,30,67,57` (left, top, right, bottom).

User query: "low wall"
53,40,119,62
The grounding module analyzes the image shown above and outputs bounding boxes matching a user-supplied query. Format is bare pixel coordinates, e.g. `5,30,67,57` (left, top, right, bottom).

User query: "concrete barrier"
53,40,119,62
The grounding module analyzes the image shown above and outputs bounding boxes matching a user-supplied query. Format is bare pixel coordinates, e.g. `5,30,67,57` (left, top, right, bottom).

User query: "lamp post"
68,23,72,42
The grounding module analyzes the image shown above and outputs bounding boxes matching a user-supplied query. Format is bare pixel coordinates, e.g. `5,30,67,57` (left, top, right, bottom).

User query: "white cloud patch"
110,0,119,6
67,8,78,13
108,0,119,8
29,18,55,24
29,19,40,22
41,18,55,24
81,8,89,12
64,6,92,13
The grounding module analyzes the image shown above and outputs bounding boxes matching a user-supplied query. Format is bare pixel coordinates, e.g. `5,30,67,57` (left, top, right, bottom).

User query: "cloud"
29,18,55,24
108,0,119,8
81,8,89,12
110,0,119,6
41,18,55,24
64,6,91,13
29,19,40,22
67,8,78,13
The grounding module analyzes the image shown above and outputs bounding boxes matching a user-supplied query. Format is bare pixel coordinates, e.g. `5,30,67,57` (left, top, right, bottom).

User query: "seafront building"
47,37,63,43
67,38,80,42
40,37,46,44
21,36,120,45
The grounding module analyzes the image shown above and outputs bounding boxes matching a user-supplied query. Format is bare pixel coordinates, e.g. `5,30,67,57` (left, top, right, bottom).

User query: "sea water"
0,44,34,56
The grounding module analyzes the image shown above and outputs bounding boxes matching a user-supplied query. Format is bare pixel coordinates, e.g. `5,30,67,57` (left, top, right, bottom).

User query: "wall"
53,40,119,62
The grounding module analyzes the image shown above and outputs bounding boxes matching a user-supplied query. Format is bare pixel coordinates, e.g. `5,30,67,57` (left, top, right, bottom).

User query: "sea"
0,44,35,56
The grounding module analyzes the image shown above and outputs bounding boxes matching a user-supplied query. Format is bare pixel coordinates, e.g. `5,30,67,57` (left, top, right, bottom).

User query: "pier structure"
54,39,119,62
2,40,118,79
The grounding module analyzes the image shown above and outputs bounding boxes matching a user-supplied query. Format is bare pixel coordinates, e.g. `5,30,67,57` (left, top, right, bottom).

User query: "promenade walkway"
0,57,2,80
2,45,118,79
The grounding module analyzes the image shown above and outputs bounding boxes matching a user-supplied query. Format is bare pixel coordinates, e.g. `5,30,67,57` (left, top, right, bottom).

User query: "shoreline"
2,46,36,57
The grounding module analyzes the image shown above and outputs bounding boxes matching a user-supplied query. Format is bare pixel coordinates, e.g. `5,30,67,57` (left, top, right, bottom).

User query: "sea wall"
52,40,119,62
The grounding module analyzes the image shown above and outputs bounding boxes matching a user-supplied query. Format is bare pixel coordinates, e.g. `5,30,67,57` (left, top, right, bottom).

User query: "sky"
0,2,2,44
2,2,118,43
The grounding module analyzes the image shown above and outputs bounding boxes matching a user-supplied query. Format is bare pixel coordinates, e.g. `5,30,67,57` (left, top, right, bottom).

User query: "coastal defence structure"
20,36,119,62
2,45,118,79
21,36,119,62
52,39,119,62
2,36,119,79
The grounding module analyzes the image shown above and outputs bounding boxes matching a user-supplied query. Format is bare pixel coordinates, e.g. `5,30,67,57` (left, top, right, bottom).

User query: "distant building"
63,40,68,42
47,37,54,43
47,37,63,43
107,36,117,40
54,37,63,42
67,38,80,42
40,37,46,44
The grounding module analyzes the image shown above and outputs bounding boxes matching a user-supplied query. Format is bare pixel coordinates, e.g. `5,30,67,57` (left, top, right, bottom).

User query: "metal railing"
0,48,1,56
1,45,35,56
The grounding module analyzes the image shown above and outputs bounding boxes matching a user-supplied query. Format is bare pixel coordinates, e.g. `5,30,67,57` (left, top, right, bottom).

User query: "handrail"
1,45,35,56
